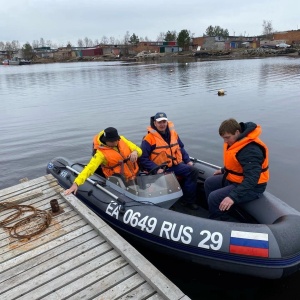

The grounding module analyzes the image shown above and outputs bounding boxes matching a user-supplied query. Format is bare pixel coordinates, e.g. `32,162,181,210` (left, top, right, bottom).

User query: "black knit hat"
102,127,120,142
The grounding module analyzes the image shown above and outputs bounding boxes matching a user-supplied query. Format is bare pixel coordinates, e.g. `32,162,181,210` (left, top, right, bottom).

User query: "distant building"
70,45,122,57
133,41,179,54
34,47,55,58
192,36,259,51
0,50,9,59
272,30,300,46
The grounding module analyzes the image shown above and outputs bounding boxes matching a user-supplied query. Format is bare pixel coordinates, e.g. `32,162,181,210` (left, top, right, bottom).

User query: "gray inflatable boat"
47,156,300,279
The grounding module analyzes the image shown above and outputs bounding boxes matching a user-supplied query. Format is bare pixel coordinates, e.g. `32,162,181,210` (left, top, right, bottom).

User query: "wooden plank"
0,216,86,261
10,256,126,300
0,237,109,293
0,186,64,219
0,224,94,272
0,175,59,199
0,189,44,205
0,198,69,242
0,175,51,196
1,241,114,295
44,264,137,300
0,191,64,217
93,273,145,300
147,295,169,300
118,282,159,300
0,183,65,234
0,197,68,222
0,207,78,249
63,192,187,300
0,188,55,221
0,231,100,283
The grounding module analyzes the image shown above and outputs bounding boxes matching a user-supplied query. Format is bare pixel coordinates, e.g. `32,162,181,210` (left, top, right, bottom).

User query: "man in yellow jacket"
65,127,142,195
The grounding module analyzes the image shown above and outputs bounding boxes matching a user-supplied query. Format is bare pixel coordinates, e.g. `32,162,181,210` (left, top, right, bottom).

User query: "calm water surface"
1,57,300,299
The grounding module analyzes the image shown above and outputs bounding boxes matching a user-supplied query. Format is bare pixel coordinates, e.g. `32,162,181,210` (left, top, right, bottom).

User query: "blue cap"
154,112,168,122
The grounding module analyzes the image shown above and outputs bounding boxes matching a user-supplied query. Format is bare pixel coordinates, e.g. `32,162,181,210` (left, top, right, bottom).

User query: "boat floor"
170,200,210,218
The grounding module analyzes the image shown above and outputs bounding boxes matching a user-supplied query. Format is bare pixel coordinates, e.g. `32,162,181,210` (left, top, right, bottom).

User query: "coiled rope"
0,202,52,239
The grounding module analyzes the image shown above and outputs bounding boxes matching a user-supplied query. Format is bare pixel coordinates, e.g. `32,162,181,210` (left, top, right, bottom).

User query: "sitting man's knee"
189,166,199,179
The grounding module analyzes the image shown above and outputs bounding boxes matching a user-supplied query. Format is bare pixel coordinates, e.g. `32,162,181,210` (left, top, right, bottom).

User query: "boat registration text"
106,201,223,250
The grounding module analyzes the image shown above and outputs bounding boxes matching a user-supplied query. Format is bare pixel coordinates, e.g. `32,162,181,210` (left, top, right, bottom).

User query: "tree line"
1,21,273,59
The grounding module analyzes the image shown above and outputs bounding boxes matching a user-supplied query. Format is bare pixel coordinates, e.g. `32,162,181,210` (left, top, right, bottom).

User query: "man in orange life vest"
204,118,269,220
65,127,142,195
139,112,199,210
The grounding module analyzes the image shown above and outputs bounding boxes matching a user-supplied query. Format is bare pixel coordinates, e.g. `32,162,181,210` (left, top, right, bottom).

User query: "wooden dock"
0,174,190,300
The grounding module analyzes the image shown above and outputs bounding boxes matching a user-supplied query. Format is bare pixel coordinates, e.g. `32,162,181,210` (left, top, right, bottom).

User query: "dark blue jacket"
226,122,268,203
140,124,191,171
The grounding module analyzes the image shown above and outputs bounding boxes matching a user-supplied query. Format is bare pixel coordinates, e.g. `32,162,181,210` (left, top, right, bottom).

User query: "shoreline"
13,48,300,65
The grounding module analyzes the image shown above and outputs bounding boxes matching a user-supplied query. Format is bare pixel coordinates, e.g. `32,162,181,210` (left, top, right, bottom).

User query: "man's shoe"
187,203,199,210
180,201,199,210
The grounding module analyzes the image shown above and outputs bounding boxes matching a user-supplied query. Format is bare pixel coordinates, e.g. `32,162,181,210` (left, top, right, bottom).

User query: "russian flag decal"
230,230,269,257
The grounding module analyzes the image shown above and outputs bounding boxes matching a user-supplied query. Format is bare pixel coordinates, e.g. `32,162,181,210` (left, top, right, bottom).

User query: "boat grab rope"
0,202,52,239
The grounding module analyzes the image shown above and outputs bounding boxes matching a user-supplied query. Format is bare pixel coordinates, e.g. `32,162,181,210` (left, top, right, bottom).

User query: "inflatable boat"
47,156,300,279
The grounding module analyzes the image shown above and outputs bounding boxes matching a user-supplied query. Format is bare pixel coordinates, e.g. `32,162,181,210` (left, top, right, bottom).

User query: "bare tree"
77,38,84,47
101,35,109,45
157,32,165,41
46,40,53,48
32,40,39,48
39,38,45,47
4,41,13,51
94,39,99,46
84,37,90,47
4,42,14,58
0,41,4,50
139,36,150,42
11,40,20,50
123,31,130,45
109,36,115,45
262,20,274,38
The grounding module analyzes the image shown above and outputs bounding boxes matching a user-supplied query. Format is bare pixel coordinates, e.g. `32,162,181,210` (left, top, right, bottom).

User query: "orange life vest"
223,125,269,184
93,133,139,180
145,121,183,168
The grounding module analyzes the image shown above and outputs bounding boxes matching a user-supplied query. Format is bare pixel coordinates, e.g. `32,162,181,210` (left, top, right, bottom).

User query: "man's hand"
129,150,138,162
214,169,222,175
64,183,78,195
219,197,234,211
157,168,164,174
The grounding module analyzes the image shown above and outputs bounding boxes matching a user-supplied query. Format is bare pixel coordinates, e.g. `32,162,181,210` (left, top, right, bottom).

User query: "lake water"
1,57,300,299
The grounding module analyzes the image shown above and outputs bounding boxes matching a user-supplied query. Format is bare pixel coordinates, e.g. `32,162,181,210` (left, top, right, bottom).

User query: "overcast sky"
1,0,299,46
